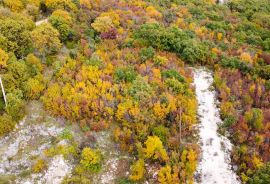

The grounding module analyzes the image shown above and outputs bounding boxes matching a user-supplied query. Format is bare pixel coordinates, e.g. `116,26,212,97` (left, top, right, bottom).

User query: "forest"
0,0,269,183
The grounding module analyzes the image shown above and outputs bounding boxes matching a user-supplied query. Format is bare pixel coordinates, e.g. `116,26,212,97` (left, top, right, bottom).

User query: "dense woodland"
0,0,269,183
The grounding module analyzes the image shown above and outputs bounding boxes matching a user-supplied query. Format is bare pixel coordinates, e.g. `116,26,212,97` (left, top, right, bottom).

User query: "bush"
255,65,270,80
129,76,153,101
248,162,270,184
5,93,25,121
143,136,168,161
263,38,270,51
0,114,15,136
60,128,73,140
222,116,237,128
32,159,47,173
24,77,45,100
180,40,209,64
244,108,264,131
139,47,155,62
129,159,145,181
152,125,169,144
133,23,192,52
161,69,185,82
80,147,102,173
165,78,186,94
219,56,251,74
114,67,137,83
85,54,103,68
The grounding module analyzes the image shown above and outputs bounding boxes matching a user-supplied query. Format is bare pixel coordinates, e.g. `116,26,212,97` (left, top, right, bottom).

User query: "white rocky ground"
0,101,132,184
0,101,72,184
92,131,132,184
193,68,240,184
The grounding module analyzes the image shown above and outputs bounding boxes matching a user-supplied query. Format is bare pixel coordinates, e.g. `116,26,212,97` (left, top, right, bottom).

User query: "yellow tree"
91,16,114,33
79,0,92,9
24,76,45,99
146,6,162,19
144,136,168,161
91,11,120,33
50,9,72,25
3,0,24,12
45,0,77,11
158,165,179,184
31,23,62,57
129,159,145,181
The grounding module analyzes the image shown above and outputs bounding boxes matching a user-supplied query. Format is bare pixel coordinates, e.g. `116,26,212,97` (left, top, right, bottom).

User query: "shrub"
80,147,102,173
248,163,270,184
0,114,15,136
255,65,270,80
219,56,251,74
25,54,43,76
165,78,186,94
60,128,73,140
129,76,153,101
161,69,185,82
5,93,25,121
152,125,169,144
158,165,179,184
180,40,209,64
139,47,155,62
153,55,168,66
263,38,270,51
143,136,168,161
32,159,47,173
220,101,235,119
114,67,137,83
24,77,45,100
85,54,103,68
222,116,237,128
244,108,264,131
129,159,145,181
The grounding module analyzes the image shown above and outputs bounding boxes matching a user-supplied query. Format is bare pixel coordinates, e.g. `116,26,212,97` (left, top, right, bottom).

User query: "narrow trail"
35,19,48,26
193,68,240,184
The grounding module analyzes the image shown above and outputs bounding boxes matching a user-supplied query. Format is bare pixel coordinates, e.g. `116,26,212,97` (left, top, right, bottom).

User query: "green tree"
5,93,25,121
0,18,33,58
181,40,209,64
49,9,73,42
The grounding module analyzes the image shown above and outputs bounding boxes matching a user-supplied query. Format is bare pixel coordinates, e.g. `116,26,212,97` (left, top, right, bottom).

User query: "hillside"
0,0,269,183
